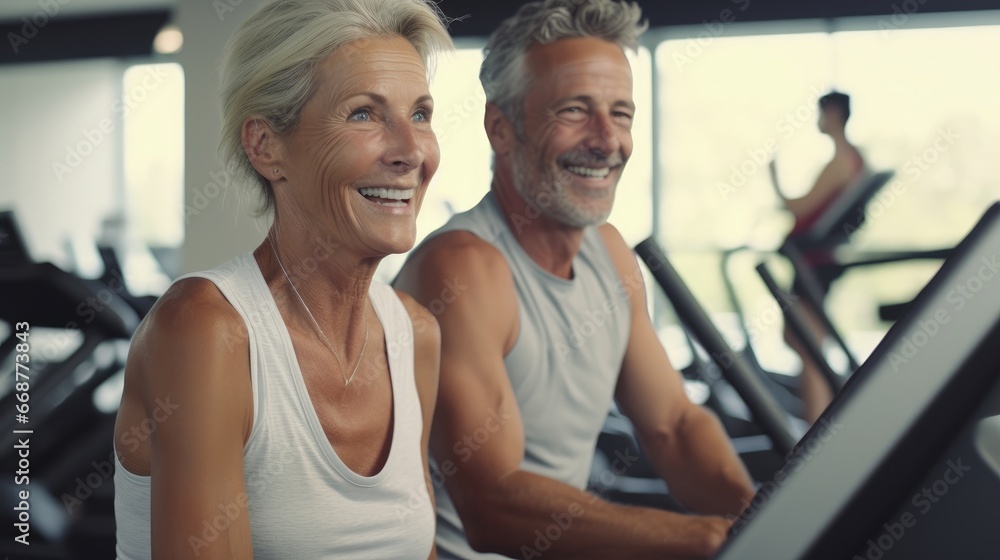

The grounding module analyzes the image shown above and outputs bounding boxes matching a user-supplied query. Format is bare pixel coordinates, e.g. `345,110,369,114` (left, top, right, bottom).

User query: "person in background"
770,91,867,422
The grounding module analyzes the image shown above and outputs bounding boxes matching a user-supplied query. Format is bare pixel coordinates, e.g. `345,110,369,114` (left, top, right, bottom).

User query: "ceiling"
3,0,1000,65
0,0,173,20
4,0,1000,27
438,0,1000,37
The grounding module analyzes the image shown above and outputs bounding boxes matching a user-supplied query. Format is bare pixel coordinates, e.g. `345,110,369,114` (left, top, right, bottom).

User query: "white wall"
0,59,123,269
174,0,269,274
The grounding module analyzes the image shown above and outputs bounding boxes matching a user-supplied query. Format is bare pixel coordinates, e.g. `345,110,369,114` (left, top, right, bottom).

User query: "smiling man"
394,1,755,558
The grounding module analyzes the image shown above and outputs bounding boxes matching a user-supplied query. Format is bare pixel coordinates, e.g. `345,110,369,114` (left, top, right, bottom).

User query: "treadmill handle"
634,238,798,458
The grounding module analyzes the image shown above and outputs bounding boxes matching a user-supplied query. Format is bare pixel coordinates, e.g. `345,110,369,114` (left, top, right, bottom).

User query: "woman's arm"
134,279,255,559
396,291,442,560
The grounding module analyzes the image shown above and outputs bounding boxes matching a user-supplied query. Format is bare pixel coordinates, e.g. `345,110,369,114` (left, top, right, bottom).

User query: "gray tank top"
422,192,632,559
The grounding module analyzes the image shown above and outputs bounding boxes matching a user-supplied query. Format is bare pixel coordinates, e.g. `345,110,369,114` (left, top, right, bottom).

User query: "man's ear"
484,103,517,157
241,117,285,182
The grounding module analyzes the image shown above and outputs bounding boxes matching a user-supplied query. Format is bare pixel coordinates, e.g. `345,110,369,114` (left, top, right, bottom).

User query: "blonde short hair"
219,0,453,214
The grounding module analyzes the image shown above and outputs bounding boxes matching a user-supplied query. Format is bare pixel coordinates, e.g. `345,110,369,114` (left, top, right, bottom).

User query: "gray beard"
510,145,613,229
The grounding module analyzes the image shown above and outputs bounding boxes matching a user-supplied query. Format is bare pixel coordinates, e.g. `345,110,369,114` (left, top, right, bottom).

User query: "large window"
122,62,184,292
652,16,1000,369
123,63,185,250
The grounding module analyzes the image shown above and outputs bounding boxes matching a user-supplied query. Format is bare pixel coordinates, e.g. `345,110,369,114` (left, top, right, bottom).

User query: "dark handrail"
635,238,798,457
756,263,845,394
779,241,861,372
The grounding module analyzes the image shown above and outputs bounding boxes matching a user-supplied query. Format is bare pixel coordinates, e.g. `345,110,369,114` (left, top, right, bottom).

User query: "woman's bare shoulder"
129,278,250,392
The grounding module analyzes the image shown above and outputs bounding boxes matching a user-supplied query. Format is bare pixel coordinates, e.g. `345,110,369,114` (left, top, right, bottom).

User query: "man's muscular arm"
599,224,756,518
394,232,728,560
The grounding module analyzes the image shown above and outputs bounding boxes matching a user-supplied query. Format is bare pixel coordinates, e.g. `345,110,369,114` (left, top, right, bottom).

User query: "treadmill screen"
715,203,1000,560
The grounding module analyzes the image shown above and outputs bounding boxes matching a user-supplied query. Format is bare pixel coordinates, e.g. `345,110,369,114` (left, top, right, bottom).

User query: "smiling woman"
111,1,453,559
265,34,441,254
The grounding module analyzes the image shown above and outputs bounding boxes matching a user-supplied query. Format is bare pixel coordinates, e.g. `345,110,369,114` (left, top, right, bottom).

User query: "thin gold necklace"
268,237,368,386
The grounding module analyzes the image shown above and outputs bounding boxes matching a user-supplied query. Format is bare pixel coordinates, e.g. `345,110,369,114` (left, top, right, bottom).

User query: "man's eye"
413,109,431,122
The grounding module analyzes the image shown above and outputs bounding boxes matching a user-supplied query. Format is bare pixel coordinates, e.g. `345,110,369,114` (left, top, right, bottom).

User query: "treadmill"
715,202,1000,559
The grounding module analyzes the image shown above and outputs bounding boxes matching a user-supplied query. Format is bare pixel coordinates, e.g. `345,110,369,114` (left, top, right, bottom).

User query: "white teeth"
565,165,611,178
359,187,413,201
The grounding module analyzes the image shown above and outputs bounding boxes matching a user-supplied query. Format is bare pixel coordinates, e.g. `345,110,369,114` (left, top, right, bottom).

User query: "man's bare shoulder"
597,223,640,274
397,231,518,348
597,223,631,255
406,231,511,279
393,289,441,346
399,231,517,306
598,223,646,305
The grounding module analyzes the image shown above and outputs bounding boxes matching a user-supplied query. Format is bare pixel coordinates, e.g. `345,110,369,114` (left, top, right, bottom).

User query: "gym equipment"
0,211,140,558
789,171,895,249
0,210,32,267
635,239,800,458
716,203,1000,559
775,241,861,373
756,262,845,394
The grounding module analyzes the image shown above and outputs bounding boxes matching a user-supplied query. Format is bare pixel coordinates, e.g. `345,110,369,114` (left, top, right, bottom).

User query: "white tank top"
114,252,434,559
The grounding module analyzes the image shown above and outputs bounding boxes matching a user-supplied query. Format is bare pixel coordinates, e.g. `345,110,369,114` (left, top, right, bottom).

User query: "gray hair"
219,0,454,215
480,0,647,133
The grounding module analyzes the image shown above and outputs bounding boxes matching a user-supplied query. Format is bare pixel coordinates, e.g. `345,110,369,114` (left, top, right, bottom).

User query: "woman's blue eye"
349,109,371,122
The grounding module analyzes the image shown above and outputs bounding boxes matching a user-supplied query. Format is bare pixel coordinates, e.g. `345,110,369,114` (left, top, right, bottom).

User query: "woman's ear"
484,103,516,157
241,117,285,182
